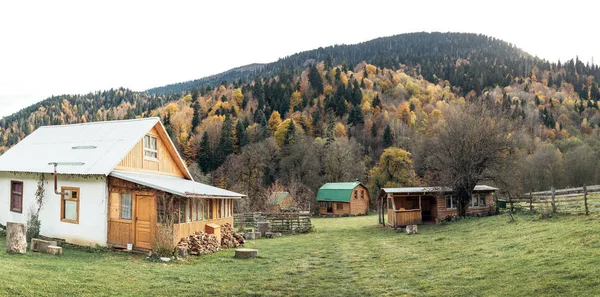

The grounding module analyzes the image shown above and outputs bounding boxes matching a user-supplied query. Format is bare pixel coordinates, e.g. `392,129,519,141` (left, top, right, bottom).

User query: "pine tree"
383,124,393,147
235,119,249,152
215,116,234,168
191,87,199,102
372,94,381,108
308,65,324,95
191,100,201,134
348,105,364,125
197,131,213,173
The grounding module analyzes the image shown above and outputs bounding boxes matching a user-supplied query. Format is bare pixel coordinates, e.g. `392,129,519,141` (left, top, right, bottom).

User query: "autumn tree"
370,147,417,224
427,101,520,217
215,116,234,168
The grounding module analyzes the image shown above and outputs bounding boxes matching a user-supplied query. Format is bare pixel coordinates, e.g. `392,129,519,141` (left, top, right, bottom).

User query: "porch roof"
110,170,245,199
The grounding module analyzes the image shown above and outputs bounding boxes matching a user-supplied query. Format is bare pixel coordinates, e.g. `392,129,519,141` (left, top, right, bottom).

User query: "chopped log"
6,222,27,254
254,232,261,239
235,248,258,259
220,223,245,248
264,232,273,238
176,232,220,256
271,232,282,238
47,245,62,255
31,238,58,253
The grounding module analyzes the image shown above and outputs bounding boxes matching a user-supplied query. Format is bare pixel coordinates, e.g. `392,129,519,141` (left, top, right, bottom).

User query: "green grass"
1,213,600,296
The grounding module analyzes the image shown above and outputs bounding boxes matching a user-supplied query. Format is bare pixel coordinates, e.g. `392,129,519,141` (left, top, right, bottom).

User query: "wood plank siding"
115,124,188,178
107,176,234,250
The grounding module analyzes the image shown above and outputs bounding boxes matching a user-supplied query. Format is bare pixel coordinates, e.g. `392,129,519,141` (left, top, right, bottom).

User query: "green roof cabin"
270,191,294,211
316,181,370,216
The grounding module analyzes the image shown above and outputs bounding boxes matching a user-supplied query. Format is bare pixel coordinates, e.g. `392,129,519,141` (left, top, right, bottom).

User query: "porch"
386,194,438,228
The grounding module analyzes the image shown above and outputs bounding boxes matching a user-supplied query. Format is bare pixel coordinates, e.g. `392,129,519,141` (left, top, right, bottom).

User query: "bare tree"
427,100,521,217
324,138,366,182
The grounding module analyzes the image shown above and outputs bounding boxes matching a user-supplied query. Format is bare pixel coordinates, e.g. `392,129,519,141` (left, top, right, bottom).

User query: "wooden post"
509,194,514,213
551,187,556,213
584,185,589,216
529,190,533,211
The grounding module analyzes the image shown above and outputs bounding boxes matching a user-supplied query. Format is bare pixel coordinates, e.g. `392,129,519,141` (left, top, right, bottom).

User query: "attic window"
72,145,97,150
144,135,158,160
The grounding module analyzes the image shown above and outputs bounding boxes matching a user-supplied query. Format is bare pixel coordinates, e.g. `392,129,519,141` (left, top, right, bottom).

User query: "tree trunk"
6,222,27,254
455,187,472,217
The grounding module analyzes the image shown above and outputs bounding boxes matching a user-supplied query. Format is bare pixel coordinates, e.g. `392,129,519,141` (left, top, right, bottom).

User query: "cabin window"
479,194,486,206
361,190,365,199
120,193,132,220
10,181,23,213
388,198,393,210
61,187,80,223
354,191,358,199
143,135,158,160
191,200,197,221
471,195,479,207
336,203,343,210
445,195,456,209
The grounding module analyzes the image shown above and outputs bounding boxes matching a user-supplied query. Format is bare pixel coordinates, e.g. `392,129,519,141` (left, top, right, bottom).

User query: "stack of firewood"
221,223,245,249
177,232,220,256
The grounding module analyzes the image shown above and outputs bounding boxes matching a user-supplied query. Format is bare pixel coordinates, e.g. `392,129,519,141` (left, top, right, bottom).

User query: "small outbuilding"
379,185,497,227
270,191,294,211
316,181,370,216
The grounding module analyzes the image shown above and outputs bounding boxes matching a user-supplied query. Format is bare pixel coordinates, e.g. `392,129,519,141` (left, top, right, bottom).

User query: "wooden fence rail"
509,185,600,215
234,212,312,234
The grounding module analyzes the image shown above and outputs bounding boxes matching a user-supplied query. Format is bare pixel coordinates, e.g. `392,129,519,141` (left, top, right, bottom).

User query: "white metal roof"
0,118,160,175
110,170,245,199
382,185,498,194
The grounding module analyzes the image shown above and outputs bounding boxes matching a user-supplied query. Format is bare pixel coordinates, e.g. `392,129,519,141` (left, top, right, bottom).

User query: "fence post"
509,194,514,213
529,190,533,211
584,185,589,216
551,187,556,213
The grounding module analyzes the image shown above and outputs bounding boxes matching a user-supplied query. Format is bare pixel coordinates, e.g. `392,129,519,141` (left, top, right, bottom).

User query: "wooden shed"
317,181,370,216
380,185,497,227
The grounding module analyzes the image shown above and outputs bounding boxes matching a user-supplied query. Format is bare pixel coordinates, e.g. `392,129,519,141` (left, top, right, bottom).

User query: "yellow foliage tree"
274,119,303,147
268,111,282,133
232,88,244,106
369,147,416,188
289,91,303,114
334,122,347,138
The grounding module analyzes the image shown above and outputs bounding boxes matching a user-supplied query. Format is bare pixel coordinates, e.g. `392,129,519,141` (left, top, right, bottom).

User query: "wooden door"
327,202,333,213
135,195,155,250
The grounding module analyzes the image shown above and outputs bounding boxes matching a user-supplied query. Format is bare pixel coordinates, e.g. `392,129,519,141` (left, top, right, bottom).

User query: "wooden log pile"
177,232,220,256
221,223,245,249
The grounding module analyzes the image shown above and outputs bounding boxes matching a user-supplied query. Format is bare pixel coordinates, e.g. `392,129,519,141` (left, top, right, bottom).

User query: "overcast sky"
0,0,597,118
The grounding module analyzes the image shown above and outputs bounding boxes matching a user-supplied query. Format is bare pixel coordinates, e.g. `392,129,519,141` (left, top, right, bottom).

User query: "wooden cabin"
0,118,244,251
380,186,497,227
317,182,370,216
270,191,294,211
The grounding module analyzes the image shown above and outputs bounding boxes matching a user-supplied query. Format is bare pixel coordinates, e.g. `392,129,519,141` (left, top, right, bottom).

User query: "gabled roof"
110,170,244,199
0,117,191,179
316,181,363,202
381,185,498,194
270,192,290,205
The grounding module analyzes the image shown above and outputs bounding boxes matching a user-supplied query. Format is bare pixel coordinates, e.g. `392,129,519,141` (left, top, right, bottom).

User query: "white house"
0,117,244,250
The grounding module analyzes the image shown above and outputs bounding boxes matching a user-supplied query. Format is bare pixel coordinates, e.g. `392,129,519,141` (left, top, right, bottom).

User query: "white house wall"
0,172,108,246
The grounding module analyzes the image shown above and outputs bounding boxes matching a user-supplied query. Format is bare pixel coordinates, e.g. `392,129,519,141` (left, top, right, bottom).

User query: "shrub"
153,195,176,258
26,205,41,242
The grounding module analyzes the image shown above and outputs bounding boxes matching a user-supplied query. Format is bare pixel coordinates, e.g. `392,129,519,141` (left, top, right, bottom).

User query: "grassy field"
0,213,599,296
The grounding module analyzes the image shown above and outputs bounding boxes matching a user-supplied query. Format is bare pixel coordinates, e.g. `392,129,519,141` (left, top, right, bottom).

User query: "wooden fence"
509,185,600,215
234,212,312,234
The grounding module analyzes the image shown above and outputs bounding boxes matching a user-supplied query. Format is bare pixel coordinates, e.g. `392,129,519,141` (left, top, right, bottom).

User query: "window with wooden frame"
361,190,365,199
10,181,23,213
207,199,214,220
445,195,456,209
479,193,487,206
388,198,393,210
61,187,80,224
143,135,158,160
470,194,479,207
354,191,358,199
336,203,343,210
120,193,132,220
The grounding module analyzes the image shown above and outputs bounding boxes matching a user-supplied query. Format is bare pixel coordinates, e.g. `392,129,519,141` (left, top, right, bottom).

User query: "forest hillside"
2,32,600,211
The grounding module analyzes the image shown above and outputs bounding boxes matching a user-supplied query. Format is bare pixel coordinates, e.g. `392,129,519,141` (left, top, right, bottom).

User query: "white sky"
0,0,597,118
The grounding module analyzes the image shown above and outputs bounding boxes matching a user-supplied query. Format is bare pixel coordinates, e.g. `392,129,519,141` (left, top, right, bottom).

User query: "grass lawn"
1,213,599,296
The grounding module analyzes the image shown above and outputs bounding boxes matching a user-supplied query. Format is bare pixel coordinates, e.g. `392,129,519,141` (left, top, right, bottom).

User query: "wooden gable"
115,123,191,179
